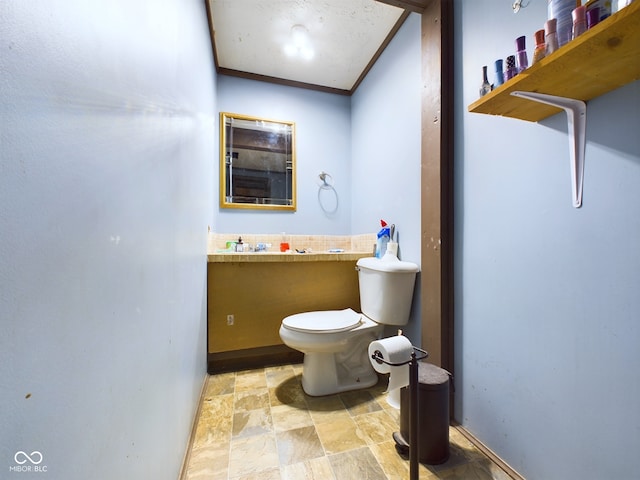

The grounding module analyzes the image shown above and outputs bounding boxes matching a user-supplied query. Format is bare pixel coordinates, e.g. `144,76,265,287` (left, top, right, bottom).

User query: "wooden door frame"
376,0,454,373
420,0,454,374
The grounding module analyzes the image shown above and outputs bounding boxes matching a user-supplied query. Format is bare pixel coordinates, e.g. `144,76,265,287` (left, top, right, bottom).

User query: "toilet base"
300,334,380,396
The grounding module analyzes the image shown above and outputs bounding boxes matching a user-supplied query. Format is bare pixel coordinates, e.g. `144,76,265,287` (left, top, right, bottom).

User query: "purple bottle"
516,36,528,73
587,7,600,29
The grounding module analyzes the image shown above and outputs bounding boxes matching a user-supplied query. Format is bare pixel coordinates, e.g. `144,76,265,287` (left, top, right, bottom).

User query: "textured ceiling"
206,0,407,94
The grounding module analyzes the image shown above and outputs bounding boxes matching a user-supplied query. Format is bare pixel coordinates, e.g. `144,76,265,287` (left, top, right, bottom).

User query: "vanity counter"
208,251,372,263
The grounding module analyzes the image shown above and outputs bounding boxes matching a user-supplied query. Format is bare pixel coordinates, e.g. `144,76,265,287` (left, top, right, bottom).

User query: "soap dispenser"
235,236,244,252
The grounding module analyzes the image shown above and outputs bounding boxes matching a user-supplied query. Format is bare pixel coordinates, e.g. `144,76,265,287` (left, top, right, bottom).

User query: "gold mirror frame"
220,112,296,211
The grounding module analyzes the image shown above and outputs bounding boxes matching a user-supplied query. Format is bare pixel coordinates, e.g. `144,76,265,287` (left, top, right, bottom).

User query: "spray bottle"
376,220,391,258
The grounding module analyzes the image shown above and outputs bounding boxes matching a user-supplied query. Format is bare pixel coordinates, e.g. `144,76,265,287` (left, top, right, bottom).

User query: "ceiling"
205,0,414,95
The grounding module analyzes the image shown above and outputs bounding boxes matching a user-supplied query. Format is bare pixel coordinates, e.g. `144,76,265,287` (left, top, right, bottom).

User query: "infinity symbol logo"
14,451,43,465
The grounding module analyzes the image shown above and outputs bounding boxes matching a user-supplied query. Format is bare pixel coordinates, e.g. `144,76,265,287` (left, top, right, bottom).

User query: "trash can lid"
417,362,450,387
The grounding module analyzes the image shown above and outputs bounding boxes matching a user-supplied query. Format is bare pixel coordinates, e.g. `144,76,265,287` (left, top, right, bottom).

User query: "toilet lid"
282,308,363,333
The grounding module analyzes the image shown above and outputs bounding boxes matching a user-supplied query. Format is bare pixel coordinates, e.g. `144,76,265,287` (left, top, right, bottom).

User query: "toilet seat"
282,308,363,333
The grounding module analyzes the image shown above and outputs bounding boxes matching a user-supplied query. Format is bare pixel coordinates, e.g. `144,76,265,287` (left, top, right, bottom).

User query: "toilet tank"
356,255,419,326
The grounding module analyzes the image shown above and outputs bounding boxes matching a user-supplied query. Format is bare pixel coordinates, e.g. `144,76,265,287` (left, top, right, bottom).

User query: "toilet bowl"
280,308,383,396
279,249,419,396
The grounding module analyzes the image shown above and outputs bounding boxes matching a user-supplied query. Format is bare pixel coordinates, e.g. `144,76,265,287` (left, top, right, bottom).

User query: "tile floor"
182,363,515,480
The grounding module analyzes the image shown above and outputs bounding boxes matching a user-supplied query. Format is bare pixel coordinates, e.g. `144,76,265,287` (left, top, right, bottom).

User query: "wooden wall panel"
207,261,361,353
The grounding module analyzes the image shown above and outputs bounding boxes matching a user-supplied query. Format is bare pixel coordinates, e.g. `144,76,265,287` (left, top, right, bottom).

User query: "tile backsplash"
209,232,376,254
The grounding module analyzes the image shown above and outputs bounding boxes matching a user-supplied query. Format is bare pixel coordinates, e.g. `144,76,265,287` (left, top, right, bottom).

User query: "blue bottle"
376,220,390,258
494,59,504,87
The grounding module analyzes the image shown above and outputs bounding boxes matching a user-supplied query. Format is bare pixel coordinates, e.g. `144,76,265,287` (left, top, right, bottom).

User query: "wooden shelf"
468,2,640,122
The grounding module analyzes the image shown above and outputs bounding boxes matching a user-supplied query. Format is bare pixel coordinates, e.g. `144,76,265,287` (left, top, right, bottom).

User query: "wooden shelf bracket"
511,91,586,208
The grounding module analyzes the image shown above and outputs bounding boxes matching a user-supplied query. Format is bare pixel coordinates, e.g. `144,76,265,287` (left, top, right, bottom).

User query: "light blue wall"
454,2,640,479
215,76,352,235
213,15,423,342
8,2,635,478
351,13,422,342
0,1,214,479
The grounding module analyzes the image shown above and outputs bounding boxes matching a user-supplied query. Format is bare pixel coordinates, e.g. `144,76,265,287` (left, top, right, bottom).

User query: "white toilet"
279,249,419,396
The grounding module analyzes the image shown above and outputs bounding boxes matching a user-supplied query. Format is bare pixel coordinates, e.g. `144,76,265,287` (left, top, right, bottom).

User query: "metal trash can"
395,361,451,465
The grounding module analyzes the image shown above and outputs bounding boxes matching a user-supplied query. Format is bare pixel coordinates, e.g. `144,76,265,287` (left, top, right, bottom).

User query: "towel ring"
318,171,333,188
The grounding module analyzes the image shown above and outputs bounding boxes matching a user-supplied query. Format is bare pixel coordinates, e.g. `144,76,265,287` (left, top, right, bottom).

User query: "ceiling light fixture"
284,24,314,60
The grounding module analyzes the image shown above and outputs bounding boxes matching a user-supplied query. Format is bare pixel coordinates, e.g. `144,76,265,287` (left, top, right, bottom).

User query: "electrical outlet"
227,314,234,326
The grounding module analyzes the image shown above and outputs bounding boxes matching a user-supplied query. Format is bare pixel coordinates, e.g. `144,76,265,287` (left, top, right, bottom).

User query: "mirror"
220,112,296,210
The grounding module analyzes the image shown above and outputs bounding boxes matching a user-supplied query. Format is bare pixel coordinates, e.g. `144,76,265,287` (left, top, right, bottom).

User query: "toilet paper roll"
387,387,402,410
368,335,413,395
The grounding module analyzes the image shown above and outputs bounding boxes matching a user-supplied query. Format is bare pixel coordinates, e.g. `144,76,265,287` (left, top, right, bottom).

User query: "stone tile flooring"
182,363,516,480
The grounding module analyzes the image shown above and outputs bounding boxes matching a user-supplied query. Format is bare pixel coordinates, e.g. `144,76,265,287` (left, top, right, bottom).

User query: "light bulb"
284,24,314,60
290,24,309,46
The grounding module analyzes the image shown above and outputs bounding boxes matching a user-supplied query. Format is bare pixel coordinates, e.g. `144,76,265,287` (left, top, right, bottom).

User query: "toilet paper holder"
371,345,428,367
371,345,428,480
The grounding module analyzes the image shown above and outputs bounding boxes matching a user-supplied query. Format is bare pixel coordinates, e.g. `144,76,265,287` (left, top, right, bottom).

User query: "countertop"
207,251,373,263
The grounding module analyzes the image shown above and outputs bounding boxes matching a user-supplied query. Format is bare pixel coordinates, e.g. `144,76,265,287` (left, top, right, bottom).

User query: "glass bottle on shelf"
494,59,504,87
479,65,491,97
587,7,600,29
572,5,587,40
504,55,518,81
545,18,559,54
532,29,546,64
516,36,528,72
